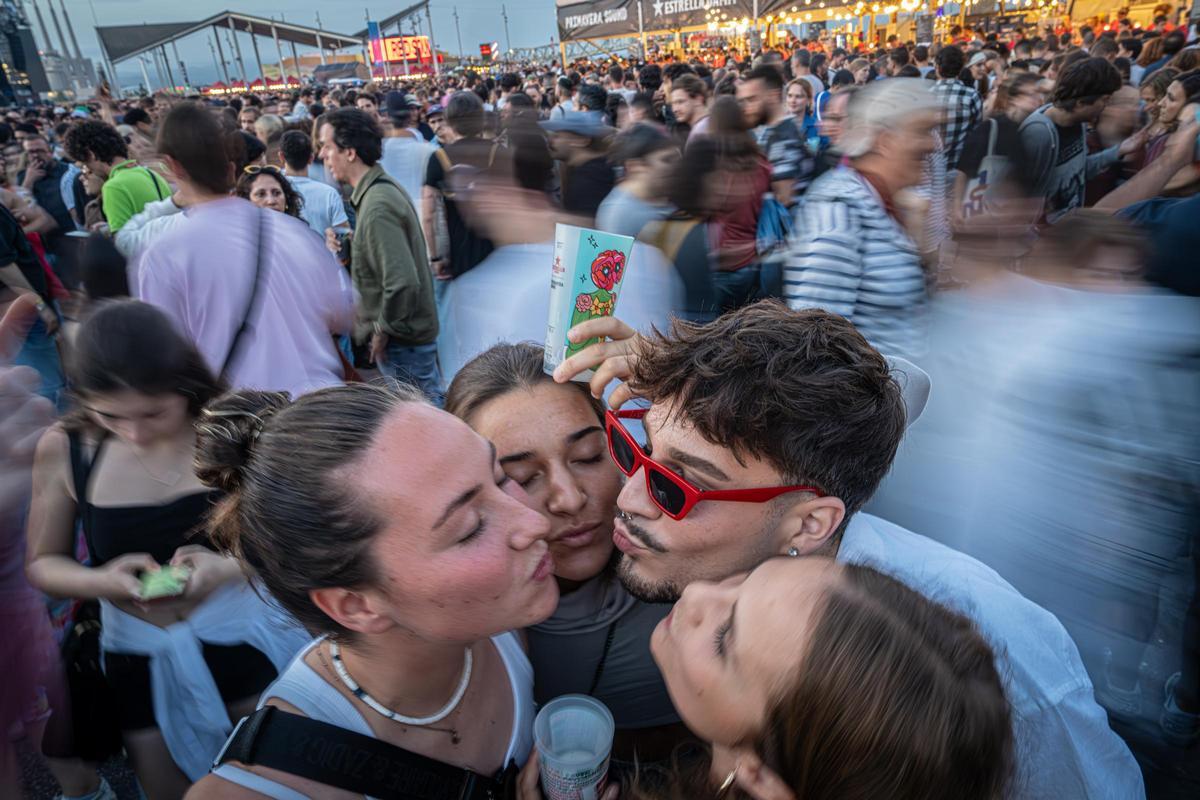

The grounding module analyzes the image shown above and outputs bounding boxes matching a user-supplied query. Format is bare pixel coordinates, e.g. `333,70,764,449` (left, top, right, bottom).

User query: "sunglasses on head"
605,408,825,521
243,164,282,175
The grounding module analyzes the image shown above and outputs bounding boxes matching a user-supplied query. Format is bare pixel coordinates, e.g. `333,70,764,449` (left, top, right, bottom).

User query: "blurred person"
63,120,170,234
931,45,983,171
19,134,73,248
914,44,934,77
811,85,856,177
0,198,62,409
668,73,710,141
237,106,259,134
1166,47,1200,74
1120,37,1146,84
0,296,98,800
446,343,689,767
955,71,1044,219
1020,57,1146,224
354,91,380,120
791,47,824,97
740,65,813,205
25,301,308,795
320,109,441,403
1137,67,1181,161
139,102,355,397
706,96,772,310
881,208,1199,777
1139,70,1200,195
597,123,678,237
235,165,302,218
542,111,616,221
253,114,284,149
1143,31,1185,76
888,45,911,77
550,75,577,120
184,383,560,799
848,57,872,85
553,301,1145,799
438,138,681,381
378,91,436,212
576,83,608,115
426,103,451,144
785,78,819,142
785,80,938,360
278,129,349,238
422,92,496,281
520,557,1014,800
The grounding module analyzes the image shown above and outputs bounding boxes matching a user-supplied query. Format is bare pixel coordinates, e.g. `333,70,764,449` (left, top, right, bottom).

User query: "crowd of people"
1,11,1198,800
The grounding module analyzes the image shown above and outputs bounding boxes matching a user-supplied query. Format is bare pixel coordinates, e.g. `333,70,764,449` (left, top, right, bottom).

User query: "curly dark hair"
235,167,303,218
935,44,965,79
1052,56,1122,110
63,119,129,165
627,301,907,537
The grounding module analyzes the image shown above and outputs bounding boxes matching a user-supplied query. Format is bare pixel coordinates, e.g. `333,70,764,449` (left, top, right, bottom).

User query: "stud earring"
787,547,799,557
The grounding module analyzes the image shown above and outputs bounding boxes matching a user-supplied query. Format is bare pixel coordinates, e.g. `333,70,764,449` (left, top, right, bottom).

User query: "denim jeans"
712,265,763,314
14,315,67,413
378,341,444,407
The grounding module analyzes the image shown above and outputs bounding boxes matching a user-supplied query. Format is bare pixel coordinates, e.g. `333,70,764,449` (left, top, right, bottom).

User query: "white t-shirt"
287,175,348,237
379,135,435,212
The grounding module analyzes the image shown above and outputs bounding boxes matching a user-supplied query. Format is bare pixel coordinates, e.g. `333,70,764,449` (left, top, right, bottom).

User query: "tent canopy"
96,11,364,64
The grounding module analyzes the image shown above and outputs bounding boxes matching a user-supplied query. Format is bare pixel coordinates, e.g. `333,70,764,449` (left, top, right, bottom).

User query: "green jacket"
349,164,438,346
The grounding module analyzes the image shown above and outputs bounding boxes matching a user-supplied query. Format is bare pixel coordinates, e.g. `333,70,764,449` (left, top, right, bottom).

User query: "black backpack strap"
67,430,107,560
215,706,514,800
220,208,268,382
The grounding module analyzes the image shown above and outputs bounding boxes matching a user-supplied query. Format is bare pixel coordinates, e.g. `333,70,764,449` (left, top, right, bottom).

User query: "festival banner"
642,0,757,32
557,0,641,41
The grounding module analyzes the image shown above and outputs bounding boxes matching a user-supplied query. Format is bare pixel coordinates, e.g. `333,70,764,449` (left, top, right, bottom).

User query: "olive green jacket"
349,164,438,345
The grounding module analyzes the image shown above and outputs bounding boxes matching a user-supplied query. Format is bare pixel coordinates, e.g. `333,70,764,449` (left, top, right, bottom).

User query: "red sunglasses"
605,408,825,521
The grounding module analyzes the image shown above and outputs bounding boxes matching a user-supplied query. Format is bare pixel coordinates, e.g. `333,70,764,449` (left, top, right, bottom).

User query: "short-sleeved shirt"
755,116,814,194
100,161,171,232
287,175,349,237
0,202,48,300
424,137,497,278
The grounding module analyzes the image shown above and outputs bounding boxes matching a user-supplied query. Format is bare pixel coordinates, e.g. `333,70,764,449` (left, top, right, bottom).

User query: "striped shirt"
783,166,928,360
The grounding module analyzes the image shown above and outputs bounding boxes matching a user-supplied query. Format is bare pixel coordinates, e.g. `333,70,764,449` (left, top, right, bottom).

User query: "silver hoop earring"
787,547,800,557
717,766,739,796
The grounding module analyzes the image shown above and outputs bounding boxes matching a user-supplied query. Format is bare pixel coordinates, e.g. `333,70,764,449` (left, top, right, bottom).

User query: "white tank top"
211,632,535,800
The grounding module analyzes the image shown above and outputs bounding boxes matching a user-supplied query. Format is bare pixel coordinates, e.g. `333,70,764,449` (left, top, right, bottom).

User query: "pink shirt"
138,197,356,396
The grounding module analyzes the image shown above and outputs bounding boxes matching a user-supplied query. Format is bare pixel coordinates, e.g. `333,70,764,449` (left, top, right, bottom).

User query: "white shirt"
100,582,309,781
839,513,1145,800
286,174,348,237
438,239,683,383
378,135,434,214
138,197,357,397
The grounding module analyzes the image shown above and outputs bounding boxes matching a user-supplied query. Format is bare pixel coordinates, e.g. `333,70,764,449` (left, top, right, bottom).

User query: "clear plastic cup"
533,694,615,800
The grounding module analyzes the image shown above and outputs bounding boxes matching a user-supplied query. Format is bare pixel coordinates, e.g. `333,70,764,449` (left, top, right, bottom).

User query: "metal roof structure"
351,1,431,39
96,10,364,65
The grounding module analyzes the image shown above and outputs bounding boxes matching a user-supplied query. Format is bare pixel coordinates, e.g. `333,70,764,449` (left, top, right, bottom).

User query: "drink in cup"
533,694,615,800
543,224,634,380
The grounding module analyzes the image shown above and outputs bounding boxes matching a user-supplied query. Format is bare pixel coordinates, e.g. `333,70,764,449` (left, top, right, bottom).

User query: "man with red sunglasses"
554,301,1144,800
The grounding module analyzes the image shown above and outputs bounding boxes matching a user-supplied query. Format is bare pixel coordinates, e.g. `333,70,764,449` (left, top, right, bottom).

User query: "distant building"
0,0,47,104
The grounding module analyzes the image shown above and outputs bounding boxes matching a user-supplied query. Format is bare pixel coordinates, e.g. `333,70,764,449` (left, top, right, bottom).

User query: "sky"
36,0,560,89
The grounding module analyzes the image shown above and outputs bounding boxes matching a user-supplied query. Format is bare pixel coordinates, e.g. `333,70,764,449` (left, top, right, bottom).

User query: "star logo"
653,0,664,16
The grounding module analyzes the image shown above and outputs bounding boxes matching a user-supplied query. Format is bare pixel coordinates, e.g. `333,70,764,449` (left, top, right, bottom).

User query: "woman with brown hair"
519,557,1013,800
446,343,690,771
187,382,560,799
25,300,307,798
234,165,303,219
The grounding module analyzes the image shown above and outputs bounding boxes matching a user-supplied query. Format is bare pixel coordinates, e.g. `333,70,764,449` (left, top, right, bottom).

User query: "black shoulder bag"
219,209,267,382
214,706,517,800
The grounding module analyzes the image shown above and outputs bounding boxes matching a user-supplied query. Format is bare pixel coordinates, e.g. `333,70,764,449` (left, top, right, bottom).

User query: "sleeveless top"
67,431,218,567
211,632,535,800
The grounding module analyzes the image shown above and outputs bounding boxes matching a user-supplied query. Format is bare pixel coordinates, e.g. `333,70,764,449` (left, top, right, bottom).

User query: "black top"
68,431,219,568
424,137,496,279
0,202,48,300
561,156,615,219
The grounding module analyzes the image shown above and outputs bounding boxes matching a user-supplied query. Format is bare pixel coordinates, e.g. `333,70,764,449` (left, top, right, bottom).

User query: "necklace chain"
328,641,473,727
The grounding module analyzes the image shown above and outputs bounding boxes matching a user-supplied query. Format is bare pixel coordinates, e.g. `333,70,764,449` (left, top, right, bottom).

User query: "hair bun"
195,390,291,493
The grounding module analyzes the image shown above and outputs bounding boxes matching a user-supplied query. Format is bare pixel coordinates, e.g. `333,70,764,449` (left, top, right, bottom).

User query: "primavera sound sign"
557,0,640,40
557,0,759,41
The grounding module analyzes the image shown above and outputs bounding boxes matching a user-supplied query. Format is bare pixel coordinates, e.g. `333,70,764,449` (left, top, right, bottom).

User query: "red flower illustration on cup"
590,250,626,291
